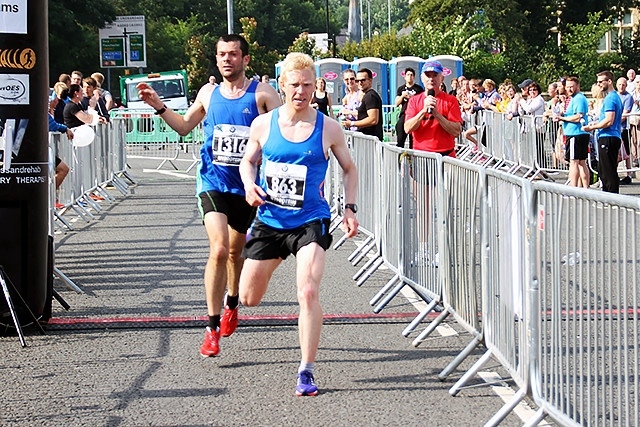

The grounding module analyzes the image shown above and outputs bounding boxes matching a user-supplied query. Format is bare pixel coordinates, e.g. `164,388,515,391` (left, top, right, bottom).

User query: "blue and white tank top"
257,108,331,229
197,80,260,195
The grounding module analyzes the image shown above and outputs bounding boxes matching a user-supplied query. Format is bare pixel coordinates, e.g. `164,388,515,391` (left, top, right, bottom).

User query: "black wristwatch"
345,203,358,214
154,104,168,115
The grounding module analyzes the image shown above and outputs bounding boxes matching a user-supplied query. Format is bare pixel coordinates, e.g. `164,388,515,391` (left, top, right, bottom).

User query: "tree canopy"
48,0,640,93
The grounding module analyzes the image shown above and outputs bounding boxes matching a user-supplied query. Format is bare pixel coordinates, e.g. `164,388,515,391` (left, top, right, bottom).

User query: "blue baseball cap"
422,61,443,74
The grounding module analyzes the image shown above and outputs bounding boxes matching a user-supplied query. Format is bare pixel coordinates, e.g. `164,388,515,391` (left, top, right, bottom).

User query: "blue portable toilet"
389,56,426,100
315,58,351,108
352,57,389,105
428,55,464,92
274,60,284,92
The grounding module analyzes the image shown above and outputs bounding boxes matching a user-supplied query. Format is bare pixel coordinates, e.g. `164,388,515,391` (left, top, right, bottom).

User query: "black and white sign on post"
99,16,147,69
0,0,49,343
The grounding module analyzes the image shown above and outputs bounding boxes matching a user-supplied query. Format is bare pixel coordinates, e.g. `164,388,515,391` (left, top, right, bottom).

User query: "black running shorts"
197,190,256,234
564,134,590,161
242,218,333,260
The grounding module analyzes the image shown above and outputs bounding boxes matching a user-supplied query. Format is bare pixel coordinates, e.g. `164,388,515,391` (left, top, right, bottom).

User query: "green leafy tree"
329,0,349,34
407,0,554,80
48,0,117,84
339,30,407,60
405,15,489,59
240,17,281,78
560,12,625,88
289,33,323,58
184,35,209,90
359,0,411,36
558,0,640,28
143,15,205,74
111,0,194,20
235,0,335,52
407,0,474,25
405,15,507,80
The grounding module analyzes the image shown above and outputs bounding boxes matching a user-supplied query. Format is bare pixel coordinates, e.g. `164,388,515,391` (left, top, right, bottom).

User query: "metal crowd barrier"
46,105,639,426
459,111,574,180
332,104,399,143
110,109,205,171
431,160,485,378
51,119,134,232
460,110,640,184
327,127,640,426
393,149,442,331
327,134,347,236
49,119,134,294
369,145,443,324
449,168,536,426
529,182,640,427
344,133,384,286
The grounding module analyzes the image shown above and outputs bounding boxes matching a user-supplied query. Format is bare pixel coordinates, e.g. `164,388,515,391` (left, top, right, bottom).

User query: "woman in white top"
518,82,547,165
519,82,546,117
630,82,640,165
339,69,361,130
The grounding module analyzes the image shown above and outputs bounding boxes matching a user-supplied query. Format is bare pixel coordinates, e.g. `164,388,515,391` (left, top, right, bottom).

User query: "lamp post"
358,0,372,40
227,0,233,34
325,0,331,54
367,0,371,40
359,0,364,41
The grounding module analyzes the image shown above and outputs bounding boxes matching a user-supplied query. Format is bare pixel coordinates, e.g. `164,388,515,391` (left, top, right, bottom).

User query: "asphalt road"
0,156,550,427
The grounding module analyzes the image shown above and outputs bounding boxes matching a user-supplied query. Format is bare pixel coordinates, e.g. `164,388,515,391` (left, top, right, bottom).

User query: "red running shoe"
199,327,220,357
55,202,65,209
220,296,238,337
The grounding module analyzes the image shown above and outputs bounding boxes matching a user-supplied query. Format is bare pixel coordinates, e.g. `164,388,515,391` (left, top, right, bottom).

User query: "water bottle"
561,252,581,266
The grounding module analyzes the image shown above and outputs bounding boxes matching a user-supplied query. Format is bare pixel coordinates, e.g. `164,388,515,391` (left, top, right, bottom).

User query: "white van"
120,70,189,110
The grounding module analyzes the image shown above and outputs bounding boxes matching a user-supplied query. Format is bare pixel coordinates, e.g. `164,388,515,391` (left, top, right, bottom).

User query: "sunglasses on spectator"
529,88,538,91
344,77,355,81
597,79,607,84
355,78,367,83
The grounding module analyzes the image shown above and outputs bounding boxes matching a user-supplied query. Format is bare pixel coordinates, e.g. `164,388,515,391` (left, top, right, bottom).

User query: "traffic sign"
129,34,144,63
101,38,124,67
98,15,147,68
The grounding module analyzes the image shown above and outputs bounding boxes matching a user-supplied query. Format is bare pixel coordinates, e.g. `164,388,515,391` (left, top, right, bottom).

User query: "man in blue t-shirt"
583,70,623,193
555,76,590,187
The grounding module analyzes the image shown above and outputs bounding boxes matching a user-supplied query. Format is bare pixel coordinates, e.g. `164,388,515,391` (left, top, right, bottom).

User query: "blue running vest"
257,108,331,229
196,80,260,195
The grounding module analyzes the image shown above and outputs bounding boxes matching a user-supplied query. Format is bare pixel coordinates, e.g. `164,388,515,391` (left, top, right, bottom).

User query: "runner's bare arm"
240,114,270,207
256,82,282,113
324,119,359,238
136,82,209,136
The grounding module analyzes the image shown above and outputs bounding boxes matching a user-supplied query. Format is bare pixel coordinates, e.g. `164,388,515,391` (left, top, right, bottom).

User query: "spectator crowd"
336,62,640,195
48,70,116,208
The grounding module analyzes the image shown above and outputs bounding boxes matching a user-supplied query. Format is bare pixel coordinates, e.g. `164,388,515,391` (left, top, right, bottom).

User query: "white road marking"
351,238,388,270
434,322,458,337
400,286,457,337
400,288,549,424
142,169,195,179
478,371,552,426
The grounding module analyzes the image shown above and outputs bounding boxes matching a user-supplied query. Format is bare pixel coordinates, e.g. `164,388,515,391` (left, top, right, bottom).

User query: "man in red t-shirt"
404,61,462,156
